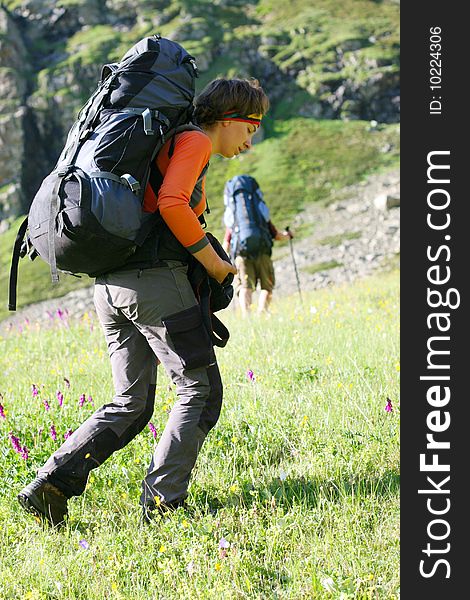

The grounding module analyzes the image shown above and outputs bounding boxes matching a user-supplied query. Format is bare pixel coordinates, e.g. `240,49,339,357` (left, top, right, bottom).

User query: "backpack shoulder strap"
167,123,204,158
173,123,204,135
8,217,29,311
249,176,259,193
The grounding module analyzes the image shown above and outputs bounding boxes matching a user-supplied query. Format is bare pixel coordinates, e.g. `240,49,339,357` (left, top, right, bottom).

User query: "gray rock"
373,193,400,210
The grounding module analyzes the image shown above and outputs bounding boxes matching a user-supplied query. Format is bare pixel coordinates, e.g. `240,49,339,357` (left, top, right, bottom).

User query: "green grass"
0,269,399,598
317,231,362,247
65,26,123,65
302,260,344,275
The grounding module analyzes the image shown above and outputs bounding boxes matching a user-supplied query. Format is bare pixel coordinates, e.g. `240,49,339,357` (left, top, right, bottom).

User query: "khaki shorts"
235,254,275,292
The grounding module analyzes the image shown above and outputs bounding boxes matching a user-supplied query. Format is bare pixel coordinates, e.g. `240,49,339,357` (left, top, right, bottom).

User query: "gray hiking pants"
38,262,223,507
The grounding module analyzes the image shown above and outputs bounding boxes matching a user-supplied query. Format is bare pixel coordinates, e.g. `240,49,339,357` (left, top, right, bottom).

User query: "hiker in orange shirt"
18,78,269,525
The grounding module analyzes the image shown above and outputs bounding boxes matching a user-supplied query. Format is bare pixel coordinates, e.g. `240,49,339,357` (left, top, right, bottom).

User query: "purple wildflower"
43,398,50,411
79,539,90,550
219,537,230,549
46,310,54,320
50,424,57,441
79,393,86,407
8,432,28,460
385,398,393,413
31,384,39,397
64,377,71,388
57,391,64,407
0,403,6,420
9,432,21,452
148,422,157,439
87,395,94,406
246,369,255,382
219,537,230,559
64,429,74,440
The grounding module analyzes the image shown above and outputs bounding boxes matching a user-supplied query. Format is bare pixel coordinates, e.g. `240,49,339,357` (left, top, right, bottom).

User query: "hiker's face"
218,121,258,158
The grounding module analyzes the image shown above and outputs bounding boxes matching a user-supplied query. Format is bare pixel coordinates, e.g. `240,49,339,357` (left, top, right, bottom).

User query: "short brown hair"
194,78,269,126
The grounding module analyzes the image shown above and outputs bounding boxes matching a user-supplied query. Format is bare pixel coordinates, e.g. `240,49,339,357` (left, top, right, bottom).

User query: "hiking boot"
141,498,187,524
18,476,68,526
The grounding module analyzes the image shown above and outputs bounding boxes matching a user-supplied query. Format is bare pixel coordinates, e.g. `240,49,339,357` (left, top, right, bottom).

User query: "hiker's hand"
193,244,237,283
275,230,293,241
210,259,237,284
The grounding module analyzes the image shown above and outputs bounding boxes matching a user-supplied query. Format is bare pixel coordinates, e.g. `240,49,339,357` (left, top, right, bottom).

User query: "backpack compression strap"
210,314,230,348
8,217,29,311
48,173,64,284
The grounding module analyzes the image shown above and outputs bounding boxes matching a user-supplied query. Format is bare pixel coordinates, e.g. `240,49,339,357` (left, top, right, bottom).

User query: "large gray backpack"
9,34,198,311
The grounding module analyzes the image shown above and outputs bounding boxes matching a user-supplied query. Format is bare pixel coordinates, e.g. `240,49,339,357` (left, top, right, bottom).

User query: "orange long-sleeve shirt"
143,130,211,253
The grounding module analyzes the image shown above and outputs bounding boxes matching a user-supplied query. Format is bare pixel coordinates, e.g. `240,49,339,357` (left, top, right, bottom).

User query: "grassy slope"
0,268,399,599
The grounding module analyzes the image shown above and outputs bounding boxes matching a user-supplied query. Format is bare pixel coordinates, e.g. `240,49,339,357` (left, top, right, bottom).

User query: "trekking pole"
285,226,302,304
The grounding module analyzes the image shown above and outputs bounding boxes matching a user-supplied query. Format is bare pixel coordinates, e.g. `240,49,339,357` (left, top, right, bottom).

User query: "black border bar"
401,3,466,597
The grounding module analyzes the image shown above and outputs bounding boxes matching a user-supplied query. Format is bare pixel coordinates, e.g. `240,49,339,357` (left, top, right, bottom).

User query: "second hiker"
222,174,293,317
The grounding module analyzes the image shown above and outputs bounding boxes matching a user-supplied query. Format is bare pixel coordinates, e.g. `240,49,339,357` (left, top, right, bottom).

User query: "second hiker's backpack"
9,34,198,311
223,174,273,259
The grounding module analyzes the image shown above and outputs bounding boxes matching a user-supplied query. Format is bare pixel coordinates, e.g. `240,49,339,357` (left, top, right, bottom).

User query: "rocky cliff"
0,0,399,221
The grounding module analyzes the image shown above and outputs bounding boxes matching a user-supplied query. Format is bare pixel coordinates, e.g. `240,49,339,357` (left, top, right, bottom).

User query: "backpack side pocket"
162,305,214,370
